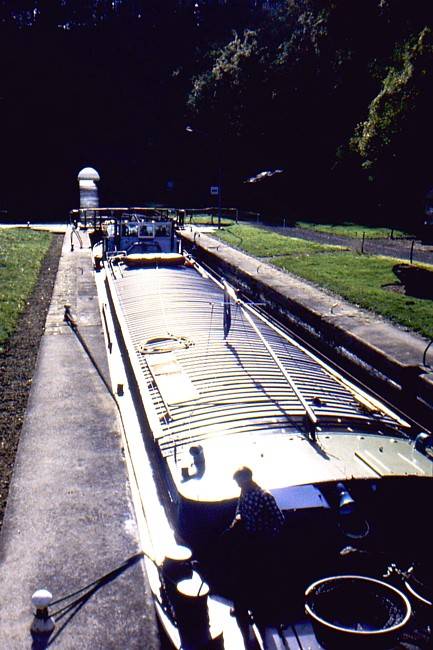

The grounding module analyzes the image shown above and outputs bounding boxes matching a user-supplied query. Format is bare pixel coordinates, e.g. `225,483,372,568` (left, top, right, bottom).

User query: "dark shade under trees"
0,1,432,230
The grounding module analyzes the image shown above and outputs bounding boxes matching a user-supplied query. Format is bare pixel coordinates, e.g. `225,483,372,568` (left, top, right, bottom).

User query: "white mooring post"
31,589,55,634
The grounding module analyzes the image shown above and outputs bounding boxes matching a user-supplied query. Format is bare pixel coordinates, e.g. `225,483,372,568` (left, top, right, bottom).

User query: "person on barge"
231,466,285,540
225,467,285,623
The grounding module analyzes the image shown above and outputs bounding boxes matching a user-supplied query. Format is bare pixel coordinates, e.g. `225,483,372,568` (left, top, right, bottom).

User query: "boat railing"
106,250,127,259
69,206,177,231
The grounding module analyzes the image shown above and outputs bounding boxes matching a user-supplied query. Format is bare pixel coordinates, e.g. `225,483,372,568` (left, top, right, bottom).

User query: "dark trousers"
220,523,283,616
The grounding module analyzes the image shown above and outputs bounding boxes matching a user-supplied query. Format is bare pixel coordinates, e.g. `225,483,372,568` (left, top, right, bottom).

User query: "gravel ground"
263,225,433,265
0,233,63,529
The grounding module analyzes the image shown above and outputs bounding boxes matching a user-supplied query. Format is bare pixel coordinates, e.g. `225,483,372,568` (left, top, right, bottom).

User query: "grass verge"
0,228,52,351
295,221,412,239
184,214,235,227
212,224,433,339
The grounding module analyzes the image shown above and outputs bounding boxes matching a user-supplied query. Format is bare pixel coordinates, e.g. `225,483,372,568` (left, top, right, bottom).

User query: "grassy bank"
295,221,412,239
212,224,433,339
183,213,235,227
0,228,52,352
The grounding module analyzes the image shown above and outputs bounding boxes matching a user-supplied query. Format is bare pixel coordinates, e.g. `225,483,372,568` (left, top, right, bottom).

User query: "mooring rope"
64,304,116,401
48,552,145,617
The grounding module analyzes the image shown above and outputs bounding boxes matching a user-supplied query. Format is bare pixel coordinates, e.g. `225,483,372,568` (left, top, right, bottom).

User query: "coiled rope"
137,333,194,354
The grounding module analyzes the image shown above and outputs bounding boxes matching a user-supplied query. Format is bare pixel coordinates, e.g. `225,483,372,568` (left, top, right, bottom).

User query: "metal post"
410,240,415,264
217,160,222,229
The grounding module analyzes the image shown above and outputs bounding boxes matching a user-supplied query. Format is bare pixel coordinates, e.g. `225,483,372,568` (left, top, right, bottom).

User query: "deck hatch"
146,352,199,405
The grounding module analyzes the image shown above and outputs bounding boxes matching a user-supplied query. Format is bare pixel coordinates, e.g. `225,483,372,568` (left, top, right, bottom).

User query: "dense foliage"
188,1,433,227
1,1,432,229
0,1,270,218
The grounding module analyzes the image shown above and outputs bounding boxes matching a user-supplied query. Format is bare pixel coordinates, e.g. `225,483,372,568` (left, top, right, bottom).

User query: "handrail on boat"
240,305,318,433
221,278,319,440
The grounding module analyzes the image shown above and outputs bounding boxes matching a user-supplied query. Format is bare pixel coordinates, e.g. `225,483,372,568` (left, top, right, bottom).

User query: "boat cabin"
104,213,176,256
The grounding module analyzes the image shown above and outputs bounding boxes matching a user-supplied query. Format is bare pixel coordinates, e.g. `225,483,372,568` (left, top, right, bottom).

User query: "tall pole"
186,125,223,228
218,164,222,230
217,132,223,229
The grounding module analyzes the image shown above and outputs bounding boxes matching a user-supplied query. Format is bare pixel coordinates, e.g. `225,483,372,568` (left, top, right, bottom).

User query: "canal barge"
90,211,432,649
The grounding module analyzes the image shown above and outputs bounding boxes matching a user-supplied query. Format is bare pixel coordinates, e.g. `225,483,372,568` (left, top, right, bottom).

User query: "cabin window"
139,224,155,238
155,224,170,236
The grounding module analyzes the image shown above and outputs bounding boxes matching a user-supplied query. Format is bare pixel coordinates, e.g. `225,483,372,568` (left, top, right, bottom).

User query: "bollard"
161,546,193,617
31,589,55,634
64,304,77,328
171,571,219,648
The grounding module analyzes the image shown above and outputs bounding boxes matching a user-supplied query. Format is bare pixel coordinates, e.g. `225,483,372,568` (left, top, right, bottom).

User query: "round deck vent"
138,334,194,354
305,575,411,649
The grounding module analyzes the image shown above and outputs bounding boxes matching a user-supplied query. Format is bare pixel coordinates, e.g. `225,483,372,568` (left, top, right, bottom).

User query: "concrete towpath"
0,231,159,648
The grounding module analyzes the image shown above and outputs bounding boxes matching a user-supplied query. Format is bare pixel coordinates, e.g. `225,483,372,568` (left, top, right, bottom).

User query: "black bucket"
404,571,433,610
305,575,411,649
404,575,432,629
